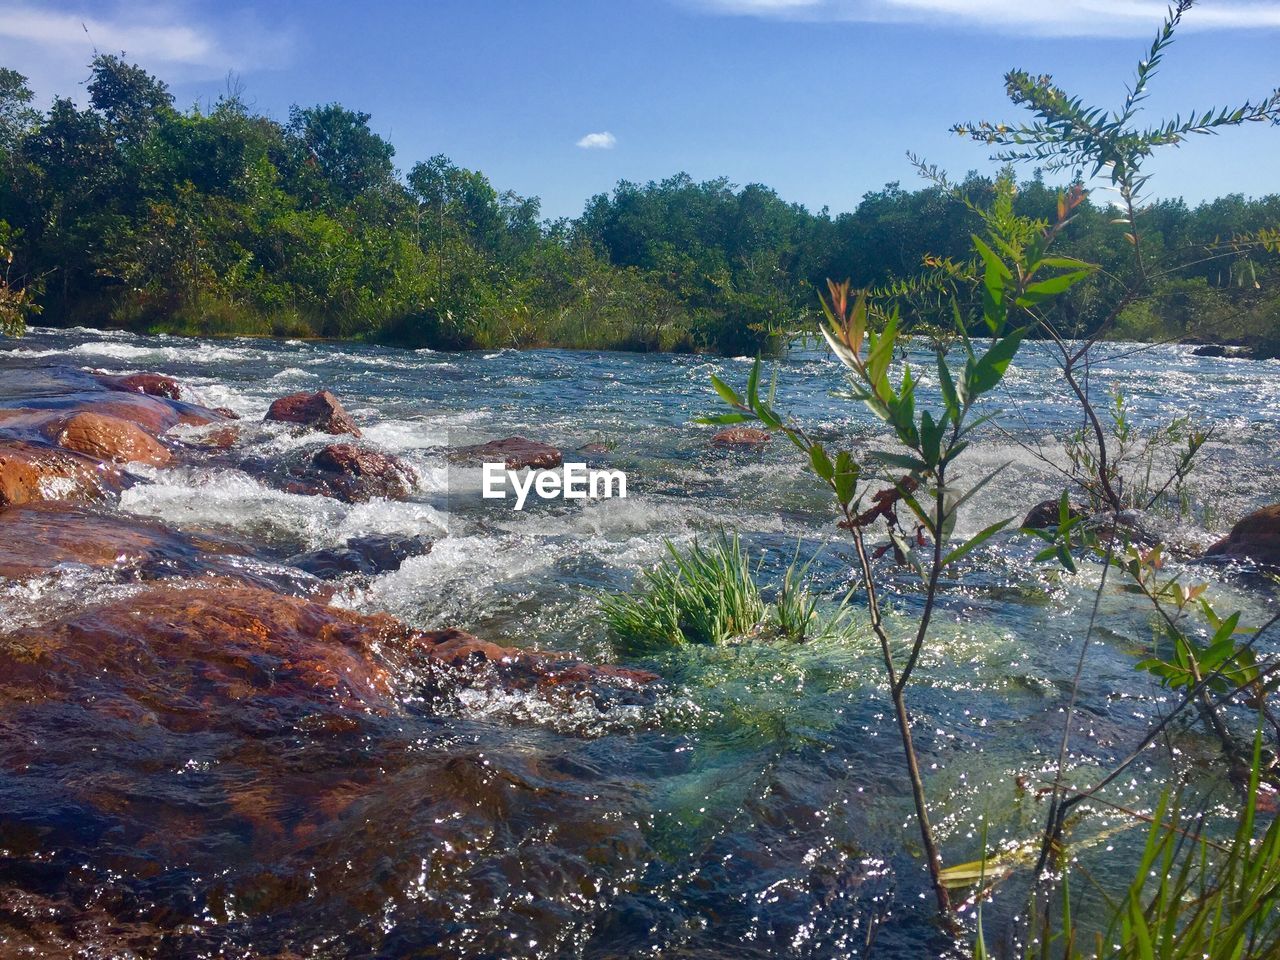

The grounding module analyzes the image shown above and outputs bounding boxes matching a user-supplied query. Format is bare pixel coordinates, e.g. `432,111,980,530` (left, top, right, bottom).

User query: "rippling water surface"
2,327,1278,958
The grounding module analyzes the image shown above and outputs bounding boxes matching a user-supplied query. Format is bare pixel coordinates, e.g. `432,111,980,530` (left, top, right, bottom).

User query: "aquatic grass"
770,544,859,644
603,536,862,656
602,535,766,656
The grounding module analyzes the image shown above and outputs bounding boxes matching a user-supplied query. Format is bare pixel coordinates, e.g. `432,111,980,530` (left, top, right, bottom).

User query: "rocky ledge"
0,363,658,711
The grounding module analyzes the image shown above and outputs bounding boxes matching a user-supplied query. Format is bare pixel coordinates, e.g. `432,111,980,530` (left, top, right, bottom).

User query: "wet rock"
213,406,241,420
288,533,433,579
297,444,418,503
99,371,183,400
1022,498,1086,530
711,426,771,449
72,392,217,434
0,439,123,509
1191,344,1228,358
0,583,656,720
49,411,173,466
578,442,612,456
1206,504,1280,567
450,436,562,470
180,423,241,451
265,390,362,437
0,503,323,595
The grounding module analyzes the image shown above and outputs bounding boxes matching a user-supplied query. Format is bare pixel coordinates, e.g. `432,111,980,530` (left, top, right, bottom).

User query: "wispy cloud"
576,131,618,149
683,0,1280,36
0,2,294,101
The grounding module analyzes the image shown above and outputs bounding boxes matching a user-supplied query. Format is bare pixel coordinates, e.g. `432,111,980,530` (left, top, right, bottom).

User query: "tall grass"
602,535,765,656
603,536,858,656
969,736,1280,959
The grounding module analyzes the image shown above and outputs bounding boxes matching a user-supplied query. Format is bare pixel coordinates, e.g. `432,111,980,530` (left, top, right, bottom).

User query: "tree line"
1,55,1277,354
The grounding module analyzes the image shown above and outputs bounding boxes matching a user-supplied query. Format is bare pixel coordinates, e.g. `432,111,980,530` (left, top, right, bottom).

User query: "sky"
1,0,1278,220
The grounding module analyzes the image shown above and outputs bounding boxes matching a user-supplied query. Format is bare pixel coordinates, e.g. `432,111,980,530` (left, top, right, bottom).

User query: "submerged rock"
1206,503,1280,567
265,390,362,437
0,439,123,508
288,533,433,579
0,503,324,594
450,436,562,470
710,426,771,449
245,443,418,503
1022,498,1086,530
49,410,173,466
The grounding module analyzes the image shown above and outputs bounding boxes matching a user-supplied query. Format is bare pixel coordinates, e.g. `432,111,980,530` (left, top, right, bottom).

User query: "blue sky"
2,0,1277,219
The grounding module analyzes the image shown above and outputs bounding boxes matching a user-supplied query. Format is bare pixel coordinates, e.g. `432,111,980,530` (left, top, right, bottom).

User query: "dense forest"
1,55,1278,354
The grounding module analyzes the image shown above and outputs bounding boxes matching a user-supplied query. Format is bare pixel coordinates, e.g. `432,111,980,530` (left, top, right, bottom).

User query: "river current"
2,327,1278,958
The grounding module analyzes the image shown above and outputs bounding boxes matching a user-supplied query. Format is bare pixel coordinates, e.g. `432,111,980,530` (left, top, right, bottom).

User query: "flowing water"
1,327,1278,958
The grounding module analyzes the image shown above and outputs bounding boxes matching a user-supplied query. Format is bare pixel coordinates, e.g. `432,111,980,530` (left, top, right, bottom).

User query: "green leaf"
1016,269,1094,308
711,374,743,408
941,517,1012,567
833,451,859,506
937,352,961,423
967,327,1026,398
694,412,751,425
868,451,929,473
809,443,835,482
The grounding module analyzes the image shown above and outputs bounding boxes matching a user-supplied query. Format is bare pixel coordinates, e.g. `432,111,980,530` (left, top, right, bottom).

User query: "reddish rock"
711,426,771,449
265,390,362,437
450,436,562,470
0,584,419,721
0,583,657,718
108,372,183,400
1206,504,1280,567
278,443,417,503
213,406,241,420
50,411,173,466
0,439,122,508
0,503,243,581
288,533,433,579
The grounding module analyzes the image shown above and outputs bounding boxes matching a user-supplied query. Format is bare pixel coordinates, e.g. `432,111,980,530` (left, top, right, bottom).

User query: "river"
1,326,1277,958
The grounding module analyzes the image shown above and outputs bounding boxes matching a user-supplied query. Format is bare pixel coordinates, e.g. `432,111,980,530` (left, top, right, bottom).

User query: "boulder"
302,443,417,503
101,371,183,400
1206,504,1280,568
450,436,562,470
288,533,433,579
0,440,123,509
265,390,362,437
1022,498,1087,530
0,503,325,596
711,426,771,449
1191,344,1228,358
0,582,657,723
50,411,173,466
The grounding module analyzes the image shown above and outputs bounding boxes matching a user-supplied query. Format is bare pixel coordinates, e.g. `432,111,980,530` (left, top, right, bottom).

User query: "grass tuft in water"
603,535,858,656
602,535,766,656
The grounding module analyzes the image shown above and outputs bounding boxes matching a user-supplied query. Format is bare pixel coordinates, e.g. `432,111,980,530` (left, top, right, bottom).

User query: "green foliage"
968,737,1280,959
0,220,38,337
1062,388,1211,514
602,536,856,656
2,54,1275,352
602,536,767,656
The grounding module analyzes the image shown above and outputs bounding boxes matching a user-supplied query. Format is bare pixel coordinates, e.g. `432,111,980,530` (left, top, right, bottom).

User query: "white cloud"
683,0,1280,35
576,131,618,149
0,2,294,103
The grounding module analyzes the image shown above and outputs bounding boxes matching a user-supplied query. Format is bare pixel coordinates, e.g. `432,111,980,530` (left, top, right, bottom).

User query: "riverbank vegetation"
1,57,1279,354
